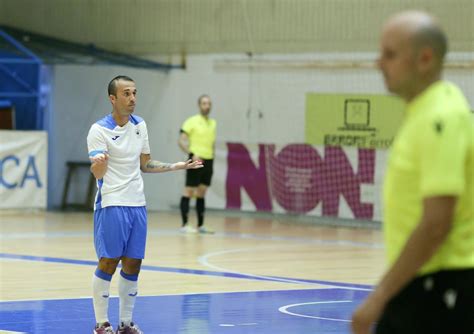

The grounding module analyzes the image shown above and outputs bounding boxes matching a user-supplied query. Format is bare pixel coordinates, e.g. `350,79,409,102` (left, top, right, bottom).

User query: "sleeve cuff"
421,183,464,198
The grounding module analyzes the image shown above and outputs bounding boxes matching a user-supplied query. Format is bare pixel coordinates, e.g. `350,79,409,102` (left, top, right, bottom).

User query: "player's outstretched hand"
174,159,203,170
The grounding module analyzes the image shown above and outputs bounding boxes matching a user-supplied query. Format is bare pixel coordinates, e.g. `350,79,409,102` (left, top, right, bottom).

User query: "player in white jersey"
87,75,202,334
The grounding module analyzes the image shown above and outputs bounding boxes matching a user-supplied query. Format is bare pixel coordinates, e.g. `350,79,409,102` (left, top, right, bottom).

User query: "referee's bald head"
379,11,448,100
384,11,448,65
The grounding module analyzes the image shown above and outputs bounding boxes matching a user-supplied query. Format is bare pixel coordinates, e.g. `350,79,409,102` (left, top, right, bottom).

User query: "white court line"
198,246,374,291
219,322,258,327
198,246,329,286
278,300,353,322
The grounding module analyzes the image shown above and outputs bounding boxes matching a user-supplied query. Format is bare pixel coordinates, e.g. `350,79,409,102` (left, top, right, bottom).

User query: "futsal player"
352,11,474,334
178,94,217,234
88,75,202,334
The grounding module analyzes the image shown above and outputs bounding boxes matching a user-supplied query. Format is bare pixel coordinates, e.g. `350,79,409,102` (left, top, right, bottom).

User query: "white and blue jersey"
87,113,150,259
87,114,150,210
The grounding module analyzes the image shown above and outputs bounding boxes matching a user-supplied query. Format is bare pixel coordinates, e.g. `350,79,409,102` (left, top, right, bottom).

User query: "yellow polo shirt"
384,80,474,275
181,114,217,160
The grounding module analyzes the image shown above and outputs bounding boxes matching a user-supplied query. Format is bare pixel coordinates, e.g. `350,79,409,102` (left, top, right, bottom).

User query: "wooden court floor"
0,210,385,302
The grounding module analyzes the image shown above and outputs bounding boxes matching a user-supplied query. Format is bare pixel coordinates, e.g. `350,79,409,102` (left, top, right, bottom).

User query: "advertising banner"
305,93,405,149
0,130,48,209
207,142,387,221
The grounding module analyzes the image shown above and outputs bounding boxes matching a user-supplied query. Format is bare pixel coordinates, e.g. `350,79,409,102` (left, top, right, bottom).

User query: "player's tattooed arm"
140,154,203,173
145,160,174,172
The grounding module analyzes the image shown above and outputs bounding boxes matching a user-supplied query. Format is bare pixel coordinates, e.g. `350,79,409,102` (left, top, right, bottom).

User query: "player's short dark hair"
108,75,134,96
198,94,211,105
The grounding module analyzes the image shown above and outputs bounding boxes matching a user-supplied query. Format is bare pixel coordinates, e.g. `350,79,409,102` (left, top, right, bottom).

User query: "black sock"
180,196,190,226
196,197,205,228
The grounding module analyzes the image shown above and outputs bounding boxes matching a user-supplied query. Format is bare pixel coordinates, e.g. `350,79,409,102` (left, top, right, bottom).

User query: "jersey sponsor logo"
434,121,443,134
443,289,457,309
112,135,120,140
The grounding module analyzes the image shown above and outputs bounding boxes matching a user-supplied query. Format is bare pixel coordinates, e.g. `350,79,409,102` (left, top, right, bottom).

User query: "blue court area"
0,235,375,333
0,288,369,333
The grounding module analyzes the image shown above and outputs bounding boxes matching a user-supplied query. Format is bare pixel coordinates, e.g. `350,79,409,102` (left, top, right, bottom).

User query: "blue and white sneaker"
94,322,114,334
116,322,143,334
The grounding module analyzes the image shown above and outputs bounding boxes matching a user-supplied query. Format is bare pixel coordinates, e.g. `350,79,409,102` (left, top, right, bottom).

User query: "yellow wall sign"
305,93,405,149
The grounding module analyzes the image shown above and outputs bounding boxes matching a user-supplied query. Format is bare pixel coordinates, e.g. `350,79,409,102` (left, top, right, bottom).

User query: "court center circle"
278,300,353,323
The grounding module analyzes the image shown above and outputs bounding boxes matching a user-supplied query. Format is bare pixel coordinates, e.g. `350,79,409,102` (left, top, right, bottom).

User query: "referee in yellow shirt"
352,11,474,334
178,95,217,234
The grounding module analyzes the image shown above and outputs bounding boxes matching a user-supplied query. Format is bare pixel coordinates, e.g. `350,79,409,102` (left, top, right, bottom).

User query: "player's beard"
122,105,135,115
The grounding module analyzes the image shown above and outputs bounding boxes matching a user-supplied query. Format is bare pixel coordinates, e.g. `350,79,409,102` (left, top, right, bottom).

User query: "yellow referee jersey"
384,80,474,275
181,114,217,160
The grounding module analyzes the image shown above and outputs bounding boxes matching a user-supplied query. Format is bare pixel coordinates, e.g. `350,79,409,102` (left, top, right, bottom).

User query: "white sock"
93,269,112,325
119,270,139,326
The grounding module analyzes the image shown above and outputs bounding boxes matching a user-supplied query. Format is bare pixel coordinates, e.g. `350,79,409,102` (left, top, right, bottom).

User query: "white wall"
50,53,474,210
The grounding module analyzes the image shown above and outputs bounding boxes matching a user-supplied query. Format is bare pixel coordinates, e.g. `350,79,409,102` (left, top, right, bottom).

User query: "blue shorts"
93,206,147,260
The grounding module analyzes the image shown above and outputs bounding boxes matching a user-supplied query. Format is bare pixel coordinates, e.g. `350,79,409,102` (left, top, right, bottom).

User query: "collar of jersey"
198,114,212,123
107,113,132,129
406,80,445,117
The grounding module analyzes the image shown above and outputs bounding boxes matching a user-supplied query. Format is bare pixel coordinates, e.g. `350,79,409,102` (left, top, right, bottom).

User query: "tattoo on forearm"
146,160,173,170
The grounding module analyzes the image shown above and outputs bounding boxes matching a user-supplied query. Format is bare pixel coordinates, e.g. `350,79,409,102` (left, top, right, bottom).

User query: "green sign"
305,93,405,149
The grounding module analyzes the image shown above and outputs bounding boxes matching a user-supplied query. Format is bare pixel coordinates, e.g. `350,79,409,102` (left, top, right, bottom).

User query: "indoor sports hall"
0,1,473,333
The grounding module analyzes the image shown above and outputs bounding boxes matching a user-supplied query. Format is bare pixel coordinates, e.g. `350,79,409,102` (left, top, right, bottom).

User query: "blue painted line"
0,253,373,290
0,253,98,266
139,264,273,282
267,276,372,290
0,253,280,283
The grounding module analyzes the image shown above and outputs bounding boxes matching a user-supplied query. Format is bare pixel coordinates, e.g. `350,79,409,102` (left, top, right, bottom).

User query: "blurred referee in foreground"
178,95,217,234
352,11,474,334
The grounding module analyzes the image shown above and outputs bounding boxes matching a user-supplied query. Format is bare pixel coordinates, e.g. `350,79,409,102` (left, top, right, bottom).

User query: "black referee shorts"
376,268,474,334
185,156,214,187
